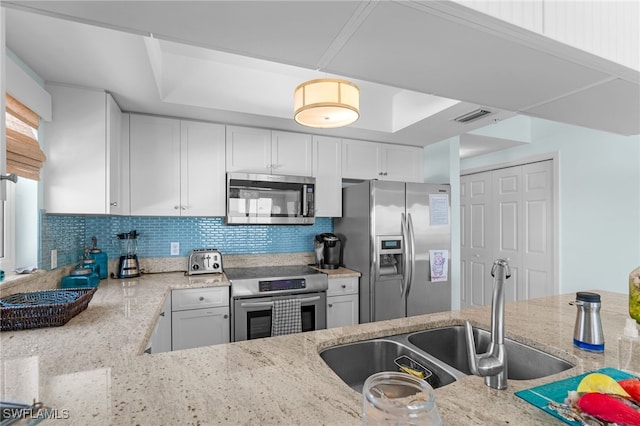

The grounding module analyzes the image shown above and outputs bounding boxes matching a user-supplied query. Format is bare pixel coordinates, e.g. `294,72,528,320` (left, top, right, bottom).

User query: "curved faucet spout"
465,258,511,390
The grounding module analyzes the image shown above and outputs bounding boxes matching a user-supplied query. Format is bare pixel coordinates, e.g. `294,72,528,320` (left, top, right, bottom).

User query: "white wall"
461,117,640,295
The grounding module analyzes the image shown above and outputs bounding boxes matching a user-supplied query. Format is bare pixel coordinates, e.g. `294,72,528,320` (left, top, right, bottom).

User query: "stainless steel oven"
227,266,328,342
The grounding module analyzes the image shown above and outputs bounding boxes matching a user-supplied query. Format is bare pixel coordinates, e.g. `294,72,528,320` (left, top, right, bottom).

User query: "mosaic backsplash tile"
39,213,333,270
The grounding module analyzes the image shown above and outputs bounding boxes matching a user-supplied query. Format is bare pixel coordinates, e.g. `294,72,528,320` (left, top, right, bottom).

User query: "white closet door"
522,161,554,299
460,160,555,307
461,171,493,308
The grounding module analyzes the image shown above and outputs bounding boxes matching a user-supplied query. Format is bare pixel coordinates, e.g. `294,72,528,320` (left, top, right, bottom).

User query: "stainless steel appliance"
335,181,451,323
226,172,315,225
187,249,223,275
115,230,140,278
228,265,328,342
314,233,342,269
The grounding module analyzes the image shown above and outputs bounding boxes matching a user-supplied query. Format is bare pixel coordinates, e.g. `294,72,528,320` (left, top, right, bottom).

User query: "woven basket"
0,287,97,331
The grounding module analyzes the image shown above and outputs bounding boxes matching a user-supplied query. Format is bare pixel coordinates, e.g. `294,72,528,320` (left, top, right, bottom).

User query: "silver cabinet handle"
159,312,165,317
223,314,229,319
328,303,333,308
110,201,118,207
174,206,179,210
199,296,205,301
181,206,187,210
341,284,346,289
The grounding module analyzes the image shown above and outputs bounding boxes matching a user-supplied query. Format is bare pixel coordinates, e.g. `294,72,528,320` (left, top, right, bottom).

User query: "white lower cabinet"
326,277,359,328
148,293,172,354
170,287,230,351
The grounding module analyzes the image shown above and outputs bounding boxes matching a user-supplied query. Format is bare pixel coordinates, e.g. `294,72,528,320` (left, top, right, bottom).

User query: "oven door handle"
240,295,321,308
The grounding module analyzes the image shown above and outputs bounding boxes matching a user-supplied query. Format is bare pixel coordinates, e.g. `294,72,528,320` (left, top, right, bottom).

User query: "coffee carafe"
115,230,140,278
314,233,342,270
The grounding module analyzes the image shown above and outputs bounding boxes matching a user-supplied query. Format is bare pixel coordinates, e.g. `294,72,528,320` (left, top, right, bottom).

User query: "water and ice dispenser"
376,236,405,279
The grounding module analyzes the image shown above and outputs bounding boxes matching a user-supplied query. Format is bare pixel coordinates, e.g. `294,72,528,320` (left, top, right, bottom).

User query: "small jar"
61,268,99,289
362,372,442,425
630,266,640,324
79,258,101,278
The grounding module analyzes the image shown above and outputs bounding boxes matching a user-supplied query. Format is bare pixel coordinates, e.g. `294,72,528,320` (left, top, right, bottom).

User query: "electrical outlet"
170,242,180,256
51,249,58,269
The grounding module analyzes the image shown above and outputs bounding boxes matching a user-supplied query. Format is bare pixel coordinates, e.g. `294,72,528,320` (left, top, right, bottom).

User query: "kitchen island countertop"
0,272,635,425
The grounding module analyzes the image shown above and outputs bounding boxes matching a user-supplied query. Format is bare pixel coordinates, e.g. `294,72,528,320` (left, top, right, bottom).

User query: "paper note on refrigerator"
429,250,449,282
429,194,449,226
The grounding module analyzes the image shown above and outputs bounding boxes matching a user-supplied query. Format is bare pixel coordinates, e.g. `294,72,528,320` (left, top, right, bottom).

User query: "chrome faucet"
464,258,511,390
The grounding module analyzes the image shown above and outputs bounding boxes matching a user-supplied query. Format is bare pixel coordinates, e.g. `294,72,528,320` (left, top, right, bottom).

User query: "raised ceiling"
3,1,639,155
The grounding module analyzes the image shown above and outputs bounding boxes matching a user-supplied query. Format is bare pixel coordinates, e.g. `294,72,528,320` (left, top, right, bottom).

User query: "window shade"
5,93,46,180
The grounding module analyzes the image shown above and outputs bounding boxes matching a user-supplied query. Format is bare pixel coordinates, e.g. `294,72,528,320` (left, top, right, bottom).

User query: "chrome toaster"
187,249,223,275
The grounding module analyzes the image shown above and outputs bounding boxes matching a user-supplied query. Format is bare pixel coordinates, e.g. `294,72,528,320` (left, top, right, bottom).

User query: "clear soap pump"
618,317,640,373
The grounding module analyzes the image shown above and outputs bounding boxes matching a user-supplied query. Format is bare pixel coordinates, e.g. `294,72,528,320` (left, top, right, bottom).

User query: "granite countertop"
0,273,635,425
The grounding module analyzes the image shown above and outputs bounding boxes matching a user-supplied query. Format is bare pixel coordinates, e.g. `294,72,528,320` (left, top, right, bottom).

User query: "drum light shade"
294,79,360,128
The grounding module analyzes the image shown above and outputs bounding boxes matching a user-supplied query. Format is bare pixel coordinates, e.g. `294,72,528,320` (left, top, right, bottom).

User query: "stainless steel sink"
407,326,574,380
319,324,575,391
319,339,458,393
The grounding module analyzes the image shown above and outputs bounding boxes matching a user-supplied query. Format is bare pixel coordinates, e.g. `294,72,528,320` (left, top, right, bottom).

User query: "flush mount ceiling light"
294,78,360,128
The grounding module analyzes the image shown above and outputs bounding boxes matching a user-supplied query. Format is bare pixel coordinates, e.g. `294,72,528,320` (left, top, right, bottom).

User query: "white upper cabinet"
44,84,125,215
341,139,381,180
271,131,313,176
382,144,424,183
180,120,226,217
342,139,424,183
225,126,272,174
226,126,313,176
130,115,182,216
313,136,342,217
130,115,225,216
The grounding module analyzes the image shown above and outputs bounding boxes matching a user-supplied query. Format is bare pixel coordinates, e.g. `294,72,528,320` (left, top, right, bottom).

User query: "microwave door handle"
302,185,308,216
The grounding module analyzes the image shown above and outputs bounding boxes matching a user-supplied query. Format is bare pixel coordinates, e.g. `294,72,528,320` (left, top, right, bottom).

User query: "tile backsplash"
39,213,332,270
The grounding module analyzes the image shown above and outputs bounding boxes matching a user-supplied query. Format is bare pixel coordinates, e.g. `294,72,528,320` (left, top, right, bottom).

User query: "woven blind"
5,93,46,181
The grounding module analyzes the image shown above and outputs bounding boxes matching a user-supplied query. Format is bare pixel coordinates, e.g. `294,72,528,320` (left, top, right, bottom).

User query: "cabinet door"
180,121,226,216
383,145,424,183
43,85,108,214
171,306,230,351
327,294,359,328
342,139,381,180
271,131,313,176
130,115,181,216
313,136,342,217
108,98,128,215
225,126,271,173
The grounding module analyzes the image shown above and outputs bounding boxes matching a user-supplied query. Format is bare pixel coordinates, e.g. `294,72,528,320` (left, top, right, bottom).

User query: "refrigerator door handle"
400,213,409,297
406,212,416,298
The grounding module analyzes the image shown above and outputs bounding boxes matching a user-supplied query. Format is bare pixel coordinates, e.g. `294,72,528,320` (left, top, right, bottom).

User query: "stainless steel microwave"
226,172,315,225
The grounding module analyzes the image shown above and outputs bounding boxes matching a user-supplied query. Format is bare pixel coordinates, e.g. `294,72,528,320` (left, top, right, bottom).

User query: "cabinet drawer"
172,287,229,311
327,277,359,296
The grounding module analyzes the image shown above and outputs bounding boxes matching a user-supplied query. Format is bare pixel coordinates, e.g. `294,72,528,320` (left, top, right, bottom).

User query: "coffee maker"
314,233,342,270
115,230,140,278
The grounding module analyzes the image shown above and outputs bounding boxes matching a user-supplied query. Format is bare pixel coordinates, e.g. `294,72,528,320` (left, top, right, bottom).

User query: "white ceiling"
3,1,639,157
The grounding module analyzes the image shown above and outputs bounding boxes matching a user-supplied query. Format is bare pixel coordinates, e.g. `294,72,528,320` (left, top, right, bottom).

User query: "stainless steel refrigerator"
335,180,451,323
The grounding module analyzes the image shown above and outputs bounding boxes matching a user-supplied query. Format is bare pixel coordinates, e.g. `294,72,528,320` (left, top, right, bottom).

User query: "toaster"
187,249,223,275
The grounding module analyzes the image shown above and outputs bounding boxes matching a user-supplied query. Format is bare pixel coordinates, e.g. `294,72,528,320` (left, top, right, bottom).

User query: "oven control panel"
259,278,306,292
